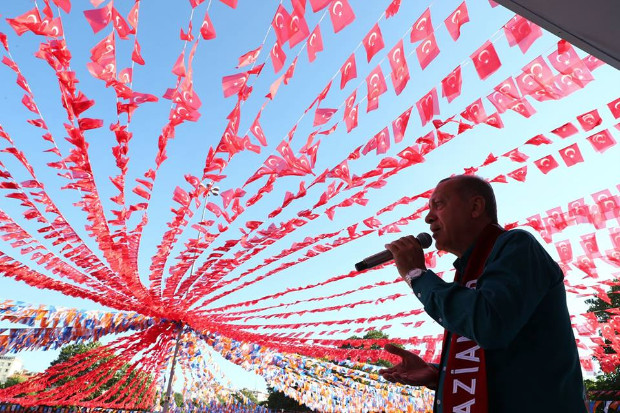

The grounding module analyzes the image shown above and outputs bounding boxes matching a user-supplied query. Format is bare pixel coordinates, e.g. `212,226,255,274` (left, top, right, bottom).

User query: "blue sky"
0,0,619,395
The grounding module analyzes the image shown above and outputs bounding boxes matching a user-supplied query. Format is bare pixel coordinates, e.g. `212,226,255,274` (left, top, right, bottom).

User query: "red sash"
441,224,505,413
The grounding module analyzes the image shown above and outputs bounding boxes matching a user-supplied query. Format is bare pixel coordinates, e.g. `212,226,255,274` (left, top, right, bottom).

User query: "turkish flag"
444,2,469,41
507,166,528,182
328,160,352,184
576,109,602,132
521,56,554,89
310,0,331,12
221,72,248,98
366,65,387,102
397,146,424,164
416,32,439,70
363,24,384,62
580,233,602,259
510,98,536,118
410,8,432,42
460,98,487,124
284,57,298,84
83,3,112,33
583,54,606,71
534,155,559,174
525,134,552,146
592,189,619,221
340,54,357,89
200,11,216,40
345,104,358,133
388,40,409,95
362,134,378,155
329,0,355,33
587,129,616,154
270,41,286,73
344,90,356,116
504,15,542,53
250,115,267,146
481,153,498,166
555,240,573,262
307,25,324,62
289,5,310,48
551,122,578,139
314,108,337,126
386,0,402,18
272,5,291,45
607,97,620,119
376,127,391,154
392,107,412,143
237,46,261,68
502,147,529,163
484,112,504,129
487,89,518,114
548,43,583,75
441,66,462,103
471,41,501,80
220,0,238,8
559,143,584,167
416,88,439,126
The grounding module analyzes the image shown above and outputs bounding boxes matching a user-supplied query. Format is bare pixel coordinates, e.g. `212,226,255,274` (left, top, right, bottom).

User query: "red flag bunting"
272,5,291,45
329,0,355,33
307,25,324,62
416,88,439,126
410,8,432,43
270,41,286,73
340,54,357,89
416,33,440,70
388,39,410,95
441,66,462,103
444,2,469,41
558,143,585,167
586,129,617,154
576,109,603,132
534,155,559,174
363,24,385,62
471,41,501,80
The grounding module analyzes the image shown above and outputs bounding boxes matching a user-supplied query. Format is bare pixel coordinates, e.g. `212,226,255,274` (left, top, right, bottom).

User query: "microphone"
354,232,432,271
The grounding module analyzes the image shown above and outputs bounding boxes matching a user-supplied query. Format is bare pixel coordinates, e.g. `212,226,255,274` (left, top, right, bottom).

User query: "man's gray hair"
439,175,498,223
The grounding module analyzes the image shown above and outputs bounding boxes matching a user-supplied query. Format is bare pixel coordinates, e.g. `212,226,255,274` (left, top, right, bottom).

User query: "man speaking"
379,175,587,412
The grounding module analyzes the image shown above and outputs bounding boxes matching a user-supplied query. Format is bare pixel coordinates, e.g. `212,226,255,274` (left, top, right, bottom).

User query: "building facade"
0,355,23,383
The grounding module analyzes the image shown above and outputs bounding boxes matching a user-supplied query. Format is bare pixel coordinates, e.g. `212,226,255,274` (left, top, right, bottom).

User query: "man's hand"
385,236,427,278
379,343,438,390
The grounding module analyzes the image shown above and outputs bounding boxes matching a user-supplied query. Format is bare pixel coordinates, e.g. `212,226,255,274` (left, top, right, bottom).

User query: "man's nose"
425,211,434,224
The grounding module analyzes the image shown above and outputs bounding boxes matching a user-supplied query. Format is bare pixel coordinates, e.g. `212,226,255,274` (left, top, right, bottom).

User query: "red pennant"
534,155,559,174
270,41,286,73
385,0,402,18
488,78,520,113
200,11,216,40
314,108,337,127
460,98,487,124
221,72,248,98
441,66,462,103
410,8,432,43
510,98,537,118
555,240,573,262
250,116,268,146
340,54,357,89
392,107,412,143
289,6,310,48
507,166,528,182
366,65,387,102
220,0,238,8
583,54,605,71
83,3,112,33
376,127,391,154
586,129,617,154
283,57,298,85
307,25,324,62
504,15,542,53
416,33,440,70
502,147,529,163
363,24,385,62
310,0,331,12
558,143,584,167
481,153,498,166
607,97,620,119
550,122,578,139
484,112,504,129
388,40,410,95
237,46,261,68
272,5,291,45
345,104,359,133
444,2,469,41
329,0,355,33
548,42,584,75
576,109,603,132
471,41,501,80
416,88,439,126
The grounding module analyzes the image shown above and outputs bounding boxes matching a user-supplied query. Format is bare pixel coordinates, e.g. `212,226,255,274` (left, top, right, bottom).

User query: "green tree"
48,341,153,405
0,373,28,389
585,282,620,401
260,387,312,411
173,391,184,407
232,388,259,405
340,329,397,368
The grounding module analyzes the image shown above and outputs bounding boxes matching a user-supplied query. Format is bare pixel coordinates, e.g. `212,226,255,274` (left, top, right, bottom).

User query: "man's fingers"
384,343,412,358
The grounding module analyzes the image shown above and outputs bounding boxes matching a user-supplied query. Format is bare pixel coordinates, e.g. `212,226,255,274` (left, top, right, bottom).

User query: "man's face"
424,180,473,256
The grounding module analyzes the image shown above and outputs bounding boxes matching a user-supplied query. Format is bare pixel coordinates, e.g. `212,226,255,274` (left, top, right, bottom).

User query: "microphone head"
416,232,433,249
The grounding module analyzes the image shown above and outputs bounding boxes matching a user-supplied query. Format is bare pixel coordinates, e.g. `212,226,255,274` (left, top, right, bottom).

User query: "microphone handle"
355,250,393,271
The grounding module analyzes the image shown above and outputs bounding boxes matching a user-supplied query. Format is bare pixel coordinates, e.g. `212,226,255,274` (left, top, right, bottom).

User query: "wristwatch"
404,268,425,289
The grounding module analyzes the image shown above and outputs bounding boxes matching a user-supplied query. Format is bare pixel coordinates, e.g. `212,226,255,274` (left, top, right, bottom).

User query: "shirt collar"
453,243,475,274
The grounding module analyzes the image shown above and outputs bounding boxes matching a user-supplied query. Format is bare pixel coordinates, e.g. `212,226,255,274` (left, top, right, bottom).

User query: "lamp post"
161,181,219,413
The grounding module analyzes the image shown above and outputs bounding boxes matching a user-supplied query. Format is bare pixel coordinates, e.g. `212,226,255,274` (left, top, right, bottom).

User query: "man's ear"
470,195,486,219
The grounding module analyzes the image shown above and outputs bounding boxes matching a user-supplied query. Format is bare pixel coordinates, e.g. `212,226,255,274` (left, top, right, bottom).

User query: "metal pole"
162,325,184,413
